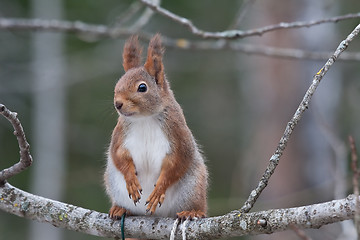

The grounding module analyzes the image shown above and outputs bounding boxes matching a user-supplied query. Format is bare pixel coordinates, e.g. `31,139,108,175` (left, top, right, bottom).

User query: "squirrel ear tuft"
123,35,143,72
144,34,166,88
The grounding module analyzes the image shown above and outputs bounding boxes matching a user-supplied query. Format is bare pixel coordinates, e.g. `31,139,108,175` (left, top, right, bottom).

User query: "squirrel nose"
115,102,123,110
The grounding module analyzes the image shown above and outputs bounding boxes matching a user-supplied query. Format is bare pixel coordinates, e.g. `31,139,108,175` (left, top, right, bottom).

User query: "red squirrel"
104,34,208,220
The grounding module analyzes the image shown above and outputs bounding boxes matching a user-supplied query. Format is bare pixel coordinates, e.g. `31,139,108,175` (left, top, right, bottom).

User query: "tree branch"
0,17,136,39
1,18,360,61
129,0,161,31
139,0,360,39
164,39,360,61
239,22,360,213
349,135,360,237
0,104,33,184
0,182,357,239
0,106,357,238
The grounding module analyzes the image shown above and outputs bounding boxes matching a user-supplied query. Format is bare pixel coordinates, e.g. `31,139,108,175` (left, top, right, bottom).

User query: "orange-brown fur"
123,35,143,71
105,34,208,231
110,121,142,203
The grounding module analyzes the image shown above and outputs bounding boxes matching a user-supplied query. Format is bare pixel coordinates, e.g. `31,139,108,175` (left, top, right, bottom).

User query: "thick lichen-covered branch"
239,23,360,213
0,182,357,239
0,104,33,184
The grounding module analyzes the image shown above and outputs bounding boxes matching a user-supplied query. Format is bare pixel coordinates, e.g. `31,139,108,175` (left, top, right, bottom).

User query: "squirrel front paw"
124,173,142,204
145,186,165,214
109,205,131,220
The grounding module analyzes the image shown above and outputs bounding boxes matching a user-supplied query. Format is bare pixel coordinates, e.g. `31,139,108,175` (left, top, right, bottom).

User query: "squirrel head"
114,34,169,118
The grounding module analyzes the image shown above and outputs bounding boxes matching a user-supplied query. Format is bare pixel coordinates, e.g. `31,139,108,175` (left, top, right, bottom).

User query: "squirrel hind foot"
176,210,206,221
109,205,131,220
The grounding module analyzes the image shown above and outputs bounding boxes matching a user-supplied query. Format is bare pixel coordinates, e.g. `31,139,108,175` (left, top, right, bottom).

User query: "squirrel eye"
137,83,147,92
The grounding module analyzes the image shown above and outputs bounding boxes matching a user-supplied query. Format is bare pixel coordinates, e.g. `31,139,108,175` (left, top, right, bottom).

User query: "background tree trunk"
30,0,66,239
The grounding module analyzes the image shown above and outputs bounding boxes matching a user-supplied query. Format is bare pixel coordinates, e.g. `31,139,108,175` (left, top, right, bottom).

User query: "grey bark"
0,182,357,239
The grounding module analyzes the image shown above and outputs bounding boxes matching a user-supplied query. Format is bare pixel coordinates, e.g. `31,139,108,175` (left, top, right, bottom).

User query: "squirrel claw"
124,173,142,203
145,188,165,214
176,210,206,221
109,205,130,220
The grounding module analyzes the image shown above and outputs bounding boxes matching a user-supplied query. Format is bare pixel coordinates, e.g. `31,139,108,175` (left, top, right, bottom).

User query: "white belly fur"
106,115,182,217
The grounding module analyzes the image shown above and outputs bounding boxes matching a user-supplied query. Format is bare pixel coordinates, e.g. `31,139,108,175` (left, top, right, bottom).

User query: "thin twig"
239,23,360,214
1,18,360,61
0,17,135,39
228,0,257,29
312,107,357,239
349,135,360,238
311,106,347,199
114,1,143,27
130,0,161,31
163,39,360,61
0,104,33,184
139,0,360,39
225,43,360,61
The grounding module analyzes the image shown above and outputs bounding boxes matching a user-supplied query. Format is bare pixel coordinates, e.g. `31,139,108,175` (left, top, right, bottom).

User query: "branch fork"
0,104,33,184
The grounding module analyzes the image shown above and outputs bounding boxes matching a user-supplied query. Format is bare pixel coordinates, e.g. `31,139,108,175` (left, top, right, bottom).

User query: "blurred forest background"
1,0,360,239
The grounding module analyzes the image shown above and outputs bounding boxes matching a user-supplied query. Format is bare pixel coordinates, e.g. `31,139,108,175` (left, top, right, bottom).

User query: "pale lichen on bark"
0,182,358,239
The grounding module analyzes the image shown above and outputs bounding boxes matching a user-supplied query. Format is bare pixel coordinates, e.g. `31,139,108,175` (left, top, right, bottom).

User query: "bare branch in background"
1,18,360,61
0,182,358,239
0,104,33,184
311,106,356,239
139,0,360,39
0,17,136,39
311,106,347,199
164,39,360,61
114,1,143,27
239,23,360,214
349,135,360,237
130,0,161,31
228,0,257,29
223,43,360,61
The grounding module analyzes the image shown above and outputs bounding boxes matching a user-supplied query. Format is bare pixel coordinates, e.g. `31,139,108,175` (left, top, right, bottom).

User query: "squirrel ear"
123,35,143,72
144,34,165,88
